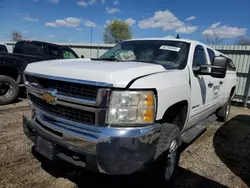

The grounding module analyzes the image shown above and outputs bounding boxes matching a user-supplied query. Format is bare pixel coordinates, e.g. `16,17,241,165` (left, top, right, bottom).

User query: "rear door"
188,45,214,127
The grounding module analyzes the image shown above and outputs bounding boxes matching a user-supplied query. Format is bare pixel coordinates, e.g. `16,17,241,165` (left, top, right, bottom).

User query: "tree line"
11,20,250,45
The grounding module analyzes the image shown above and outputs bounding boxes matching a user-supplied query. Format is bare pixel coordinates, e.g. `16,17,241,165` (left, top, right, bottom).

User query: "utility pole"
90,23,93,58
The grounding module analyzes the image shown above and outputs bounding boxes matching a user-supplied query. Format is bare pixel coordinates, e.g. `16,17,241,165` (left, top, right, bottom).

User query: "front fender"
128,68,191,120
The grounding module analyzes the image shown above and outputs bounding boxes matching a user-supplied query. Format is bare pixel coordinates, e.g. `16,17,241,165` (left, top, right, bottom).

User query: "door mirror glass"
211,56,227,78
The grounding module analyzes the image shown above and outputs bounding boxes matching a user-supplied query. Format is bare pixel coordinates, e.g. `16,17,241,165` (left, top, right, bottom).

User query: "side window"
207,48,215,64
193,45,207,67
62,49,77,59
48,45,59,59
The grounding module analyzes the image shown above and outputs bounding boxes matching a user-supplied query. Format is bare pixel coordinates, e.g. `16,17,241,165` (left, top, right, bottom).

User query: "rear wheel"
0,75,19,105
216,97,231,122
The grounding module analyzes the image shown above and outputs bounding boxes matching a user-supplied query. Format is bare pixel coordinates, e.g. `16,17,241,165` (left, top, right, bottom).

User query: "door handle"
208,83,214,88
219,81,223,85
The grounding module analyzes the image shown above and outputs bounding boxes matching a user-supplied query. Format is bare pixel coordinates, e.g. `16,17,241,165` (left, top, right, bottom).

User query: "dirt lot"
0,99,250,188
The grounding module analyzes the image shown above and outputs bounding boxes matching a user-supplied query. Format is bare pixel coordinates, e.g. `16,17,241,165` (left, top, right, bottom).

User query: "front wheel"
164,138,179,181
0,75,19,105
155,123,181,182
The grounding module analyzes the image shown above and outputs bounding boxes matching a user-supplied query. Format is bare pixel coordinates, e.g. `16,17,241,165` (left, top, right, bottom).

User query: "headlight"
106,91,156,125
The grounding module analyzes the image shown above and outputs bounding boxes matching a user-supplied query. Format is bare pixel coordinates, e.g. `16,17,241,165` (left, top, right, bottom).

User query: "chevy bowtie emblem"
42,92,56,104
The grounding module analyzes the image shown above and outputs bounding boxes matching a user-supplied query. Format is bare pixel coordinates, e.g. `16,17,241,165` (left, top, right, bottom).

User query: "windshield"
99,40,190,69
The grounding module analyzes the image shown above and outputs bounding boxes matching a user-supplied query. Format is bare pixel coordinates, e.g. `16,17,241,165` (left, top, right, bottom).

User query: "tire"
216,97,231,122
155,123,181,182
0,75,19,105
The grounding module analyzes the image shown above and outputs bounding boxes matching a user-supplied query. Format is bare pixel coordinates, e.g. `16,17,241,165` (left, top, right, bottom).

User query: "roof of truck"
125,38,205,45
17,40,65,47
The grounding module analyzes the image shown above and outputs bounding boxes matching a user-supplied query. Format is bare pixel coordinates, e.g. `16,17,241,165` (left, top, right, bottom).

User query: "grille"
26,75,99,101
29,94,96,125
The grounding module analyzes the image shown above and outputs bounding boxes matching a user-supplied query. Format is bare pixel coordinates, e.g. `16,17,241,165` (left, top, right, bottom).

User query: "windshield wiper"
98,57,120,62
127,60,158,64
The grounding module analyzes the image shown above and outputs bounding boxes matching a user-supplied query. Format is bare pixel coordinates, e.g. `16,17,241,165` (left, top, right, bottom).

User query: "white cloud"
49,0,59,3
106,7,120,14
185,16,196,21
101,0,105,3
210,22,221,29
113,0,118,5
103,19,111,27
105,19,111,24
176,26,198,34
84,20,97,27
138,10,198,34
124,18,136,26
77,0,96,7
88,0,96,5
68,39,73,42
24,16,39,22
77,1,88,6
104,18,135,27
45,17,82,28
202,22,247,38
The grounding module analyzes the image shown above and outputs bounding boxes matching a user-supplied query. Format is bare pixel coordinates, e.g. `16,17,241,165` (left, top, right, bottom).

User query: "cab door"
206,48,223,110
187,45,214,128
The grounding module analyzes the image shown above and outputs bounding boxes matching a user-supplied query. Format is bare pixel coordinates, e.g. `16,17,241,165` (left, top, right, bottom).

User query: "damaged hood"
25,59,166,87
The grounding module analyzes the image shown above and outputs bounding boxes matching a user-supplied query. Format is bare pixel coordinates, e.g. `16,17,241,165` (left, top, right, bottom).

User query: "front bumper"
23,115,162,175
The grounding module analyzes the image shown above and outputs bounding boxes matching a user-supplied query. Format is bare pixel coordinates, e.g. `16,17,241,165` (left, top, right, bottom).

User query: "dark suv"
0,40,79,105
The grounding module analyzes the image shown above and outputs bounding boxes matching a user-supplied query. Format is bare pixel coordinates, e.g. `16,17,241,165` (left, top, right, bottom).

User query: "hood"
25,59,166,87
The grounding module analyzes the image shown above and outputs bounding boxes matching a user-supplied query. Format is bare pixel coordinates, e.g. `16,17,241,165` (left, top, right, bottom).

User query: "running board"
181,114,217,144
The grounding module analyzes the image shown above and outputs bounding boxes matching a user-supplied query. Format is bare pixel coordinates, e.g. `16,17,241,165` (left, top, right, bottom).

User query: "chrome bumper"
23,114,162,175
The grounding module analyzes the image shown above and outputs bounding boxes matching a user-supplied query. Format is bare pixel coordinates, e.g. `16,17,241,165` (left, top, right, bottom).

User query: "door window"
207,48,215,64
193,45,208,72
62,49,78,59
48,45,59,59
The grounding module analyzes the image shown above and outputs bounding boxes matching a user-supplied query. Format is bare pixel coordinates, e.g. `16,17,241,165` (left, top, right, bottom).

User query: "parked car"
23,38,237,182
0,40,79,105
0,43,8,53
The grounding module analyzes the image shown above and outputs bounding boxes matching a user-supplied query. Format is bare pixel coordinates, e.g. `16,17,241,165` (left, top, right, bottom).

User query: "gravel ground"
0,99,249,188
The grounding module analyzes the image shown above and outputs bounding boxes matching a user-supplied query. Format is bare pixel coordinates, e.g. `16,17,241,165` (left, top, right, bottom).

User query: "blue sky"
0,0,249,44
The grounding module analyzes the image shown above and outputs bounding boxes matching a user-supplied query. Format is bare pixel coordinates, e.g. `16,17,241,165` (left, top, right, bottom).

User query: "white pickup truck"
23,38,237,181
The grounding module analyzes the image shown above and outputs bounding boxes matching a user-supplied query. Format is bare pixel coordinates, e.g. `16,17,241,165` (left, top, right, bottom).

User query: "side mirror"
211,56,227,78
81,55,84,58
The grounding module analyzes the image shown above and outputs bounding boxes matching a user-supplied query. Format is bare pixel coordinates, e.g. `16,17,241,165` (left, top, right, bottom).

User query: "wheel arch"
230,86,236,99
0,66,21,83
159,100,189,131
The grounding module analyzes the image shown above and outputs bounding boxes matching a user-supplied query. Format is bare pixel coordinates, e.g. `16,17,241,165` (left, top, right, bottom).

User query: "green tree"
103,19,132,44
